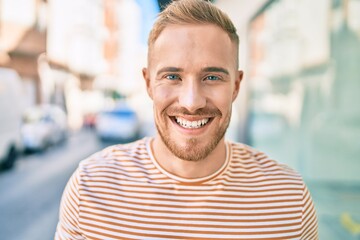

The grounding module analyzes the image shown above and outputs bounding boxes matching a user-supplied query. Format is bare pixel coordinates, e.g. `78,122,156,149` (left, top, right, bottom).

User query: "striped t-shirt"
55,138,318,239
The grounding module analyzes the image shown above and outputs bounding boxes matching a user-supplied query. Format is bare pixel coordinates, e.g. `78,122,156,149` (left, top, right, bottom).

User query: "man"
55,0,318,239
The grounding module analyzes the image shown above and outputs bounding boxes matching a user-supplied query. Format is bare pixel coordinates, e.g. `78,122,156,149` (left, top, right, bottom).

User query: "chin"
159,128,224,162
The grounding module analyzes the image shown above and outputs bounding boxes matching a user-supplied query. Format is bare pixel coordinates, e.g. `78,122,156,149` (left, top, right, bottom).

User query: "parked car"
95,102,140,142
21,104,68,152
0,68,24,169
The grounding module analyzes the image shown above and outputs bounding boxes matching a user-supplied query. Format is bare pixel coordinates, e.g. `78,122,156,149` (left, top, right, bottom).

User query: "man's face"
143,24,242,161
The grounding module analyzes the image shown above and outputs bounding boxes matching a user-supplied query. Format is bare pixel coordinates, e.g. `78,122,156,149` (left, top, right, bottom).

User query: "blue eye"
165,74,180,80
205,75,220,81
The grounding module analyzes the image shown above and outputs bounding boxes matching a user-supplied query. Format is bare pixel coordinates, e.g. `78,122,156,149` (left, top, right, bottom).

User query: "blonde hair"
148,0,239,65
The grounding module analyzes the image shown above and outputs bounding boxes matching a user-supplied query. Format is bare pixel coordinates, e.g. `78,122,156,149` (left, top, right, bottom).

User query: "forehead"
149,24,237,70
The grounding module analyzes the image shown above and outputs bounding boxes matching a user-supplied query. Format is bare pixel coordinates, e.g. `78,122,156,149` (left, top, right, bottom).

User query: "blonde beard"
156,111,231,162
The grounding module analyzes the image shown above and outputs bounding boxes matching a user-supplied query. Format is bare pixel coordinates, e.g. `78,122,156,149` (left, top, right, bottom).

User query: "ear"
142,67,153,99
232,70,243,102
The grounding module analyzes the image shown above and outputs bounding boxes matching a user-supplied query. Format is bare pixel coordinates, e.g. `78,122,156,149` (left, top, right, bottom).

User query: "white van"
0,67,24,169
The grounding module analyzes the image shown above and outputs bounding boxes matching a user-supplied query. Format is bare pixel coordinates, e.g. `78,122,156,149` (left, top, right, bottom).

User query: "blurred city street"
1,0,360,239
0,129,108,240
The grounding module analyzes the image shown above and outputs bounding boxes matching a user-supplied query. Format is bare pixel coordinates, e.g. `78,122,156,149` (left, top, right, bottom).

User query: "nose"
178,80,206,113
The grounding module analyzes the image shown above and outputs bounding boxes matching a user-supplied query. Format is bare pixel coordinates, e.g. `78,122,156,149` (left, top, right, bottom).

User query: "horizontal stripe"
80,208,301,226
79,214,302,234
79,180,303,195
80,199,302,219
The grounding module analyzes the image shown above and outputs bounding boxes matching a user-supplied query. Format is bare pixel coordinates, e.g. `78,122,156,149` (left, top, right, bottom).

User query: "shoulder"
228,141,302,180
78,137,150,171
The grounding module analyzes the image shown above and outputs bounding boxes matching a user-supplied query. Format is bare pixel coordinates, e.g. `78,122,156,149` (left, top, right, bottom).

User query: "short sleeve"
54,169,84,240
300,183,319,240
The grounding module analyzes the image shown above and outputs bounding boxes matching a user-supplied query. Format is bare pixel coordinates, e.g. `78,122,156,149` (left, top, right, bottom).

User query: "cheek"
207,86,234,110
152,86,176,111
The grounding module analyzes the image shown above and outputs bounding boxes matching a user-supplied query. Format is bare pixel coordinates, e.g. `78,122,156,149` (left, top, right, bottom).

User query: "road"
0,129,108,240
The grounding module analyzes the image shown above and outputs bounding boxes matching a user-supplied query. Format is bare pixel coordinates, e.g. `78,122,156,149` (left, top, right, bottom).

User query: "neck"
151,136,227,179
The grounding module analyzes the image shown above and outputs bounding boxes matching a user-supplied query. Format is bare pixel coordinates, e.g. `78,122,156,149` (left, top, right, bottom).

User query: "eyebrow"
202,67,229,75
156,67,183,75
156,66,230,76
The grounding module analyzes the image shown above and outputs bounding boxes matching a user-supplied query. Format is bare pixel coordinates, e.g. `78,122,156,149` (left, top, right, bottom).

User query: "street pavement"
0,128,107,240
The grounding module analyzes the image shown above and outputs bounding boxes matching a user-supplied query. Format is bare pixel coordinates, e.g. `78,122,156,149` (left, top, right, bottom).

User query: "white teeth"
175,117,209,129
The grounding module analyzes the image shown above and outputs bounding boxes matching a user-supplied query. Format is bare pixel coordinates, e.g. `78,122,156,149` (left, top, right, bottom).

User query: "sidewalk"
307,181,360,240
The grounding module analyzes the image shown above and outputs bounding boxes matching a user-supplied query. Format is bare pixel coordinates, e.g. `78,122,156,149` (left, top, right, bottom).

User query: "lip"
169,116,214,135
172,115,212,121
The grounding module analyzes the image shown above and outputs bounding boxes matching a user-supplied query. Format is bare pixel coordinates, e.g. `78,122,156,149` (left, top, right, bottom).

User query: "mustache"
166,107,222,117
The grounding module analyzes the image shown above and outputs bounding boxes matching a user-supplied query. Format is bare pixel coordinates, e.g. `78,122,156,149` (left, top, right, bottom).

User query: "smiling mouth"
172,116,212,129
